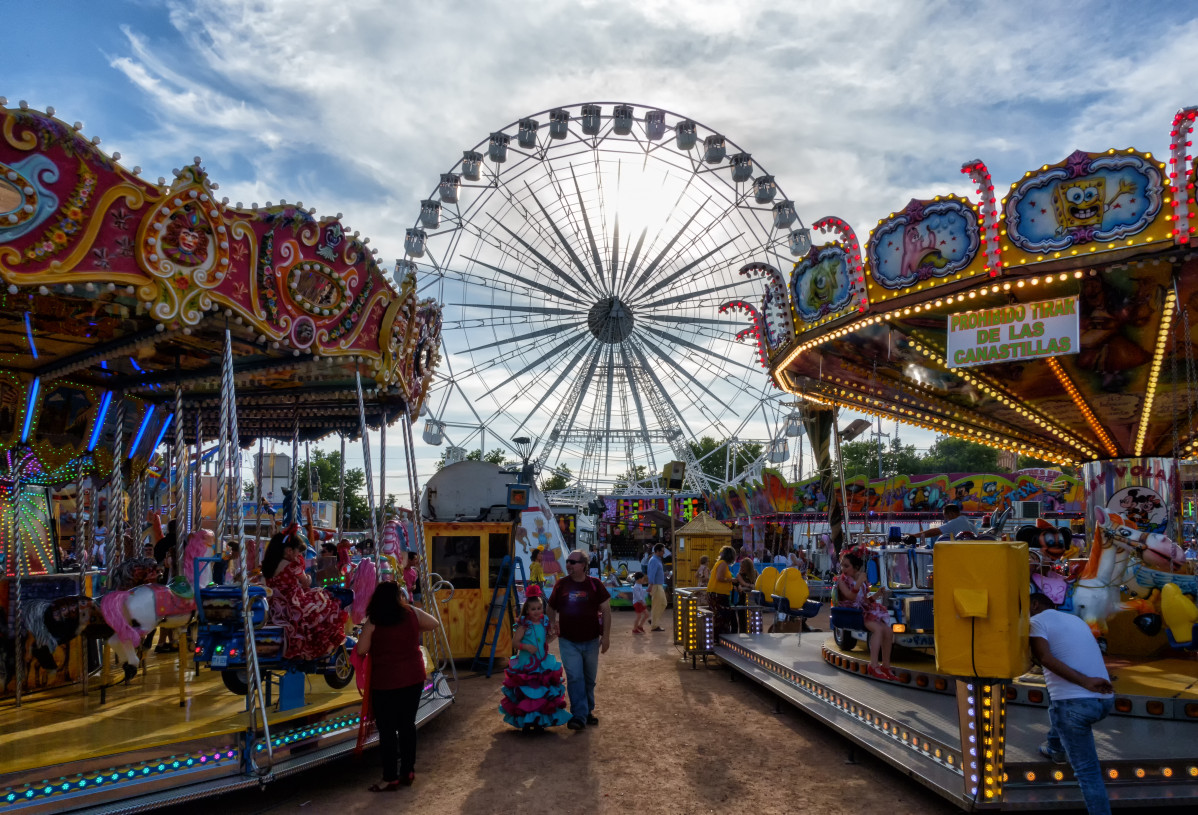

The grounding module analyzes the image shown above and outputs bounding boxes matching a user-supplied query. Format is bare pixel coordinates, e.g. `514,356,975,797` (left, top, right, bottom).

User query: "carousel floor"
837,638,1198,700
0,650,362,778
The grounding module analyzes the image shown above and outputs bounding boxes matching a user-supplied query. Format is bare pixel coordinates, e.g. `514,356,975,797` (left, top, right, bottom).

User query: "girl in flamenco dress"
499,585,571,733
262,524,349,660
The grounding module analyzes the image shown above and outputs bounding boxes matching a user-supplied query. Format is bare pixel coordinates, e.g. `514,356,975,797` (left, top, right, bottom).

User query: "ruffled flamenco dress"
499,618,571,730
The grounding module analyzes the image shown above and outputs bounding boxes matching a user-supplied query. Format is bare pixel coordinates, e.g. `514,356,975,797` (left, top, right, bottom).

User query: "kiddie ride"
828,544,937,652
190,558,356,704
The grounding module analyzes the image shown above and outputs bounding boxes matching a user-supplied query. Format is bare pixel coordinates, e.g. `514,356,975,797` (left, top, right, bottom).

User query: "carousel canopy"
0,103,442,484
723,111,1198,467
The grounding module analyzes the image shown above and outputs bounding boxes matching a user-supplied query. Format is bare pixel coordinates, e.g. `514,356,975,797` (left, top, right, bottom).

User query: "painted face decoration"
1053,178,1104,229
163,205,211,266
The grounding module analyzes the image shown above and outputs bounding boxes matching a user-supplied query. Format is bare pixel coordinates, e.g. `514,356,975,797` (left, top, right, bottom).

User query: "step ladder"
471,555,527,677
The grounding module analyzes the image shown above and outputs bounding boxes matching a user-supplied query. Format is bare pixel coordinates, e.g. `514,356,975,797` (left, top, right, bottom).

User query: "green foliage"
836,437,923,480
688,436,765,482
434,447,517,471
613,464,657,492
918,436,999,474
540,465,572,492
296,449,370,529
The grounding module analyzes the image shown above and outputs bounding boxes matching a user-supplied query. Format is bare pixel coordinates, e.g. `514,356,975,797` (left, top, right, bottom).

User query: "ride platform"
0,652,453,814
714,631,1198,811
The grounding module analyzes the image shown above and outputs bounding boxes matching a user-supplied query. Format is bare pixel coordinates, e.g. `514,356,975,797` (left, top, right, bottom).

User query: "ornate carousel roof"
730,109,1198,467
0,101,441,484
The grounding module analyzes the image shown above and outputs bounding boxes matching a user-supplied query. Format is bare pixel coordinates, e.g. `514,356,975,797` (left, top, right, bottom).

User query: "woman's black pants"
372,683,424,781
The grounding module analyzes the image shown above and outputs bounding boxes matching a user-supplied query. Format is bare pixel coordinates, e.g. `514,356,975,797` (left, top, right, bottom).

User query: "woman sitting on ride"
835,545,898,681
262,524,350,661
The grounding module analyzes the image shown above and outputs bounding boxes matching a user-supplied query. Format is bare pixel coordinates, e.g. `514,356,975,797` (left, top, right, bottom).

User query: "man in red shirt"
547,548,612,731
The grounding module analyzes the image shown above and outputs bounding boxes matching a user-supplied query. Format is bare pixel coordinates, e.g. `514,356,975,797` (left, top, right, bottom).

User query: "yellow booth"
673,512,733,587
423,520,514,662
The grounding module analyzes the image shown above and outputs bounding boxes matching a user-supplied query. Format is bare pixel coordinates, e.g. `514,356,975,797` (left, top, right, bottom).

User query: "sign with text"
946,296,1078,368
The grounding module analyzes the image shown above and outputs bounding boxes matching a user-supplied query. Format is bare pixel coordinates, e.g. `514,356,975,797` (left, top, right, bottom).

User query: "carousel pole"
379,417,387,532
354,371,380,568
253,435,265,567
223,330,272,764
191,411,202,533
289,400,300,529
337,433,346,540
12,481,28,707
75,461,92,698
400,410,456,691
107,393,126,581
173,371,186,568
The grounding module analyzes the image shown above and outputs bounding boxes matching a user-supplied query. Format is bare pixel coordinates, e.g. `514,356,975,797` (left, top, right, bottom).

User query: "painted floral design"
22,162,97,264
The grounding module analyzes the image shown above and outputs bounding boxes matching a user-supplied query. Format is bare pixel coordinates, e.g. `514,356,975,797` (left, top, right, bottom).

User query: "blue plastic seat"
1165,623,1198,651
829,606,865,631
751,590,777,610
777,597,822,621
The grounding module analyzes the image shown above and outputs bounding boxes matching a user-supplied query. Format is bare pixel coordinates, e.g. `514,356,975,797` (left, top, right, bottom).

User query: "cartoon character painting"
790,245,858,322
867,198,980,290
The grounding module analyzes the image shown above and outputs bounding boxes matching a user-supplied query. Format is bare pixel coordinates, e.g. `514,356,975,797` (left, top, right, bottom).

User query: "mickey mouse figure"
1016,520,1075,606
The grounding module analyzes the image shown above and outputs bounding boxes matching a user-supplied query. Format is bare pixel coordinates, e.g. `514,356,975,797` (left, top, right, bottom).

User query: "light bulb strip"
962,159,1003,276
1046,357,1119,457
907,333,1100,460
1134,289,1178,456
1167,107,1198,244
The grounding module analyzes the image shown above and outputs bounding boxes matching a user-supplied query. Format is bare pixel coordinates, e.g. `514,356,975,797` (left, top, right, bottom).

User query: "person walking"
1029,592,1114,815
356,581,441,791
546,548,611,731
647,543,668,631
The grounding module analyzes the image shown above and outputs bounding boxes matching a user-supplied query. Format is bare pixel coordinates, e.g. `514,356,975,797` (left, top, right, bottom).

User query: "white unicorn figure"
99,529,214,680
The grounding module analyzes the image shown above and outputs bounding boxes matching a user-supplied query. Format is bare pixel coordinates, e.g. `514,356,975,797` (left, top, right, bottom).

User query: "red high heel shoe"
866,665,889,680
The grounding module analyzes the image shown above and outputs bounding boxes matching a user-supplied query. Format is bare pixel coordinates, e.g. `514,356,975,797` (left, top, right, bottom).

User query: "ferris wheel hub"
588,296,635,344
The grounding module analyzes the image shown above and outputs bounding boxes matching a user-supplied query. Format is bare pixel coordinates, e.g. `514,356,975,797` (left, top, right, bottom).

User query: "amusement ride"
2,92,1198,815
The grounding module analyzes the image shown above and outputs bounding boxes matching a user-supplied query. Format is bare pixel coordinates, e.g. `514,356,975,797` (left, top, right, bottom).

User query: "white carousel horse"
99,529,214,680
1073,507,1195,640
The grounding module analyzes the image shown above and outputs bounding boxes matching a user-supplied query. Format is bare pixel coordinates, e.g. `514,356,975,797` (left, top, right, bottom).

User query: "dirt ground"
169,608,1022,815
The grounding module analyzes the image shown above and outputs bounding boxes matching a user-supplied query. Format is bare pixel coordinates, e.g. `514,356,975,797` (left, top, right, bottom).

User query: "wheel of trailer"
833,626,857,651
324,644,354,689
222,669,250,695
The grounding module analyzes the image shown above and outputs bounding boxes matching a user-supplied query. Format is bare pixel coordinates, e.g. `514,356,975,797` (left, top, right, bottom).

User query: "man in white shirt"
1029,592,1114,815
908,504,976,546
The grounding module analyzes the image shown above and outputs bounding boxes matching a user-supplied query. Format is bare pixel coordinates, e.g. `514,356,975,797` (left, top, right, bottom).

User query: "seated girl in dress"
262,526,349,661
835,545,897,681
499,585,570,733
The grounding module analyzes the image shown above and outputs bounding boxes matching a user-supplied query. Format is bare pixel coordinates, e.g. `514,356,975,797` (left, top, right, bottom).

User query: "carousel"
0,101,454,814
693,107,1198,810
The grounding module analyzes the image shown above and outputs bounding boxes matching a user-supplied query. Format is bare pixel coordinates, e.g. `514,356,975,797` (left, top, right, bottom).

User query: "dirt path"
168,610,1029,815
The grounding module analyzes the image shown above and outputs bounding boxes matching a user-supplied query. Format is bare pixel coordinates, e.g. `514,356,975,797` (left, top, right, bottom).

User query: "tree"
612,464,656,493
688,436,765,483
919,436,998,474
540,464,572,492
835,436,923,480
295,449,371,529
434,447,518,471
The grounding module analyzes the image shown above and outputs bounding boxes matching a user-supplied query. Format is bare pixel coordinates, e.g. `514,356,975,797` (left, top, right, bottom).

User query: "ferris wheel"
403,102,811,493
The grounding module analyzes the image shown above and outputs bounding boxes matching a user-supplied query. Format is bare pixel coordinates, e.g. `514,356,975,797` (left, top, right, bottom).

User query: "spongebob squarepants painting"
1006,150,1162,252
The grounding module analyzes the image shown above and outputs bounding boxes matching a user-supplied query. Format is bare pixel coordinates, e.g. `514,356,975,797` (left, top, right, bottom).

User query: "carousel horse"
99,529,214,681
1073,508,1193,641
21,595,114,675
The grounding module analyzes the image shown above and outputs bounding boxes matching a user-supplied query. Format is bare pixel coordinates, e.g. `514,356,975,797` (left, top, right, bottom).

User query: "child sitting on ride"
630,572,649,634
734,557,757,603
695,555,711,588
262,523,350,661
499,585,571,733
835,544,897,681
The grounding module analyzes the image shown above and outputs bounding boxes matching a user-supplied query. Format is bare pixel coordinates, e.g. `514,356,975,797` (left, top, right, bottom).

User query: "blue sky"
6,0,1198,494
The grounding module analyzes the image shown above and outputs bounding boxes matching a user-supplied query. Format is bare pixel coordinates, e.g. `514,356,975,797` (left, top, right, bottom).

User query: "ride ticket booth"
422,520,513,661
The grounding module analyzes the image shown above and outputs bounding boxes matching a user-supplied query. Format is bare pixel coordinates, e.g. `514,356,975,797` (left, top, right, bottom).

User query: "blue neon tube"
20,378,39,443
129,405,155,459
88,391,113,452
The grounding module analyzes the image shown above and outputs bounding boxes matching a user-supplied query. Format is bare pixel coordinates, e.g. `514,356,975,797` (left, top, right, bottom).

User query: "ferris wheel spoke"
619,344,655,447
603,346,616,455
632,233,743,303
634,333,739,415
627,340,696,440
640,313,746,329
512,340,594,437
569,164,608,289
639,324,760,378
526,183,600,293
450,302,582,318
466,321,585,353
490,215,591,298
465,256,587,306
623,199,708,296
638,277,753,311
480,332,591,398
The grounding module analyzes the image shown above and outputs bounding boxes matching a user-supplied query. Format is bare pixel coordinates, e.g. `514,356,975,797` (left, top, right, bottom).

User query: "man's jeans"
1046,697,1114,815
557,636,599,722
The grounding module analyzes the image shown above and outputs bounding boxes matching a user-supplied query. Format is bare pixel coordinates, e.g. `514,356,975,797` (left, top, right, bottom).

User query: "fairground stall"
700,107,1198,810
0,100,453,814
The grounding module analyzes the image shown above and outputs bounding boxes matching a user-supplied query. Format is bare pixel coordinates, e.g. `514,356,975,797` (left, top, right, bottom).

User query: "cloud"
25,0,1198,486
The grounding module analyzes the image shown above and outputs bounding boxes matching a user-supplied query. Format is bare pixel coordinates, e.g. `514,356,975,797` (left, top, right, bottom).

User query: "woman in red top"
356,582,440,791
